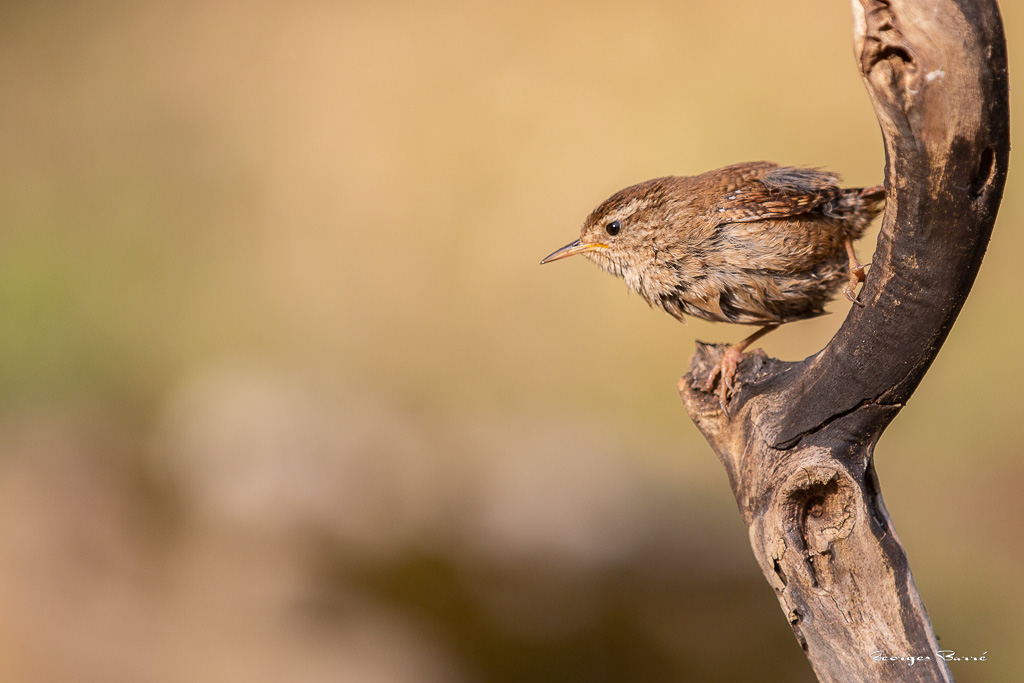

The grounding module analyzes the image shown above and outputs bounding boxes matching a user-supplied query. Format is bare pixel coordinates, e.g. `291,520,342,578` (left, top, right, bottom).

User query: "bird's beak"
540,239,609,264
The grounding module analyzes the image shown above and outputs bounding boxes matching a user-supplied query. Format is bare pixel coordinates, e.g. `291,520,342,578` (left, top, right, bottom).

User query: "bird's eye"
606,220,621,236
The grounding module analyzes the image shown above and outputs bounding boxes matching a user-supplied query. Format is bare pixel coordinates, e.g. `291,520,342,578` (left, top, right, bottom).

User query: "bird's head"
540,177,678,279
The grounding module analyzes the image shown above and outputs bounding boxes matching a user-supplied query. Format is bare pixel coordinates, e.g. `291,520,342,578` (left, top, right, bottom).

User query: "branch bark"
678,1,1009,681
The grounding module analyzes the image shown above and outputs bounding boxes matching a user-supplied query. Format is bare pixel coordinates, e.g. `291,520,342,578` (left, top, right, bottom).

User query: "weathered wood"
677,1,1009,681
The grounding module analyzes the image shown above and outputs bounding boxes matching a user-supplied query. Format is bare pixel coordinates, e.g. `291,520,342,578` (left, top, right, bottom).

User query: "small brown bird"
541,161,884,409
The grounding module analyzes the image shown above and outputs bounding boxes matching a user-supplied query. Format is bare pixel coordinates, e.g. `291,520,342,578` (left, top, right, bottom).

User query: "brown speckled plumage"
554,161,884,326
541,161,885,409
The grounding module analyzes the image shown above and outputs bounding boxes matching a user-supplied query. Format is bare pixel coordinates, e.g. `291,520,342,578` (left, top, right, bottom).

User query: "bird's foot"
703,346,760,415
844,262,871,306
844,237,869,306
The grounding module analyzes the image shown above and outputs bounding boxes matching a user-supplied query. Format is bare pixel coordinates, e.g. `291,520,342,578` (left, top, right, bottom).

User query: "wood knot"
781,463,858,557
807,496,826,518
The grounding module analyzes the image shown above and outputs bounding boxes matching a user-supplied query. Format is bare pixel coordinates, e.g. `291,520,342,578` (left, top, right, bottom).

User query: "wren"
541,161,884,411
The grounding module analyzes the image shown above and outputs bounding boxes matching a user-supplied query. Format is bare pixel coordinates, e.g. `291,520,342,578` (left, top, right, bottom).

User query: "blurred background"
1,0,1020,681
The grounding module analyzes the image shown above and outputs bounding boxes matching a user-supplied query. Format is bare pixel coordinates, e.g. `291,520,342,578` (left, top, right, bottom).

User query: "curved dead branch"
678,1,1008,681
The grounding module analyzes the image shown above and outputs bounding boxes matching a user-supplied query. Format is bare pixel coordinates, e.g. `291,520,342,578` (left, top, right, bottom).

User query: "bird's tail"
831,183,885,239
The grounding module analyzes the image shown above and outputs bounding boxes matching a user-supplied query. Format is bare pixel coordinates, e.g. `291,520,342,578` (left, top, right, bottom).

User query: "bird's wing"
708,165,843,225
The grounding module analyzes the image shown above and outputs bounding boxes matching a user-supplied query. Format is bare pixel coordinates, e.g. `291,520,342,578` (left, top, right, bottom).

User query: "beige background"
0,0,1020,681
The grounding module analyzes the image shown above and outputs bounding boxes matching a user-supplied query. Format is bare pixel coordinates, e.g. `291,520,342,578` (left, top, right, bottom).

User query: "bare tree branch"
678,1,1009,680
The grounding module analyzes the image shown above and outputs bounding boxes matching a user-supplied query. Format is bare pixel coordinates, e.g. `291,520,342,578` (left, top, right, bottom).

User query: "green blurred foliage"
0,0,1021,681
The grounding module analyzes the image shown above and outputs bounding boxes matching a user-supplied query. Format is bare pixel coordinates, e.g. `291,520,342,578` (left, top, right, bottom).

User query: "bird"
541,161,885,411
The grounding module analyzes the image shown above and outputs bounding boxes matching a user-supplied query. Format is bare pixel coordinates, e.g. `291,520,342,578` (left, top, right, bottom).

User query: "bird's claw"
844,262,870,306
703,346,745,416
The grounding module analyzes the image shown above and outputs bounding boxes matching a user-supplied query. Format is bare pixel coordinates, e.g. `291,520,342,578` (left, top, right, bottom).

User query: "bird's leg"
843,238,868,306
703,324,779,414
